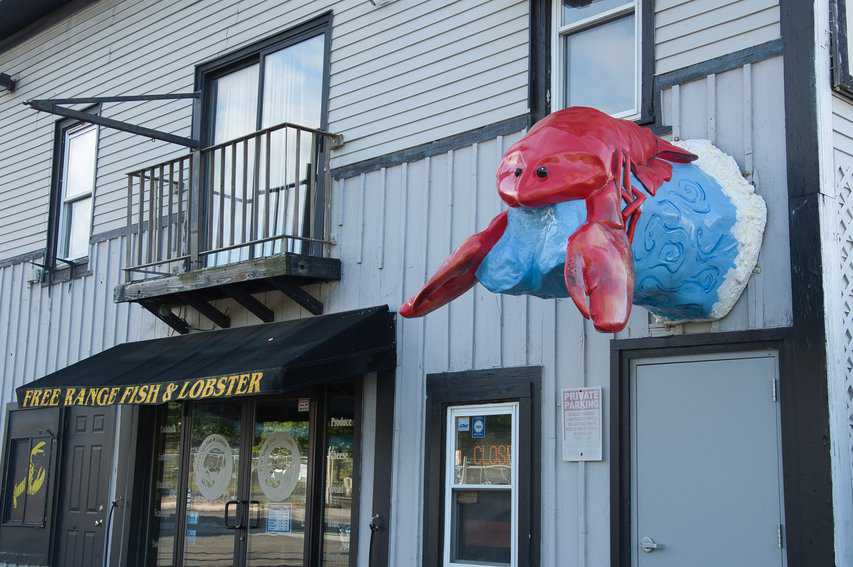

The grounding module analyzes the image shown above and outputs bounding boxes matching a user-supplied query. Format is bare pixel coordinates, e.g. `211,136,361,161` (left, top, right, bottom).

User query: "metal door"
54,406,116,567
631,352,785,567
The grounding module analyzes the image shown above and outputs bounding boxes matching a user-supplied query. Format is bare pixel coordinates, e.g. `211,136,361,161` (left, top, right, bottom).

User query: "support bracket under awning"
25,92,201,148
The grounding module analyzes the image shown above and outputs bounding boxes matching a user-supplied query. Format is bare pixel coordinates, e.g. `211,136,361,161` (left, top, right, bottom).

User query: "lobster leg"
400,210,509,318
565,160,635,332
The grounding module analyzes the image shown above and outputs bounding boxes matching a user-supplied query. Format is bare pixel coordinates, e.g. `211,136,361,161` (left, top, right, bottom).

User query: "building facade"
0,1,848,566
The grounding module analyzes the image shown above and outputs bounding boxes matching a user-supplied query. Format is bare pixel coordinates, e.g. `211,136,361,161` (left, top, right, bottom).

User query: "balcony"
114,121,343,333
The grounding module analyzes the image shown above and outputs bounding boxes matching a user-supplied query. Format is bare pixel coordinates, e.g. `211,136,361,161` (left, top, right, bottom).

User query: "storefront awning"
16,306,395,408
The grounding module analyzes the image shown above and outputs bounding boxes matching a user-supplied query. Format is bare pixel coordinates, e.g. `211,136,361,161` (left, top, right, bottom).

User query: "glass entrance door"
246,398,311,566
147,387,356,567
183,401,243,566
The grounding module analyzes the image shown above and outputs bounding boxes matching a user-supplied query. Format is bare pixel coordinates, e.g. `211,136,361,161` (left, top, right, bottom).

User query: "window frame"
46,106,101,274
57,123,98,260
832,0,853,99
537,0,654,124
443,403,519,567
423,367,540,567
194,14,332,147
134,384,361,567
191,14,332,258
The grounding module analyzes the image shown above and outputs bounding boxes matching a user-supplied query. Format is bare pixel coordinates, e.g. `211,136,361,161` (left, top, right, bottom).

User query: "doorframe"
610,328,830,567
422,366,541,567
130,382,366,567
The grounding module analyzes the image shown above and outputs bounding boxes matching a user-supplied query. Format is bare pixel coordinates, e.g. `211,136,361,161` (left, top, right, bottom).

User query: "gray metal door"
631,352,785,567
54,406,116,567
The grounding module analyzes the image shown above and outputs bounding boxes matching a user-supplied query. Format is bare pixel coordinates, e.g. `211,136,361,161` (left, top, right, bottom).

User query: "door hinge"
777,524,784,549
771,378,778,402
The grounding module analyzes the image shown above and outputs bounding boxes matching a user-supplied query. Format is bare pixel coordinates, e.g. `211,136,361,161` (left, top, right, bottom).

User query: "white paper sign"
267,503,292,534
561,387,603,462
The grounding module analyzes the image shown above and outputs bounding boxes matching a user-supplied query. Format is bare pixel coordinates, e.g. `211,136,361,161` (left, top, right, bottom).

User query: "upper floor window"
56,124,97,260
553,0,642,118
47,115,99,272
196,18,329,265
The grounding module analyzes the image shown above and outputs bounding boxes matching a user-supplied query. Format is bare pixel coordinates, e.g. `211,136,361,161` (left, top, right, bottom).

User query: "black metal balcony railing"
123,121,340,280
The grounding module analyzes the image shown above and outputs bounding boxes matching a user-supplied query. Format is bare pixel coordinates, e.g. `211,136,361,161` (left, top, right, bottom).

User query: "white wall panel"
829,93,853,567
656,0,781,75
0,0,529,260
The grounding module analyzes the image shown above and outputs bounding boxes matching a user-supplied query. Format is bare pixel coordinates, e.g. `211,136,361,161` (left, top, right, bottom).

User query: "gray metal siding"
0,0,529,260
656,0,781,75
659,55,791,329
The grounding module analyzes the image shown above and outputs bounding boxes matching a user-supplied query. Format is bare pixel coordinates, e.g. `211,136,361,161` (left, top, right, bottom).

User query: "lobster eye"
536,166,548,178
514,168,523,177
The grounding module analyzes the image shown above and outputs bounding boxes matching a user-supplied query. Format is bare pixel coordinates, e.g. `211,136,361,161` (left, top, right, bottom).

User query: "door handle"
640,536,663,553
225,500,242,529
247,500,261,530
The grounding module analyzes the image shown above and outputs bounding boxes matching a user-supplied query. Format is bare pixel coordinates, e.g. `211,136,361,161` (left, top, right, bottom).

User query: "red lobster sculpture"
399,107,698,332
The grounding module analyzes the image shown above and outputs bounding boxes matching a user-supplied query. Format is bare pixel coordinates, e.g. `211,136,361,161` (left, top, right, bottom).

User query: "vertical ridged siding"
659,55,792,329
0,54,792,567
656,0,781,75
0,0,529,260
0,239,165,405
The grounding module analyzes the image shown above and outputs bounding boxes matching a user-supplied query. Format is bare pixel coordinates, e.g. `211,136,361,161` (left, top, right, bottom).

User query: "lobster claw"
563,219,634,332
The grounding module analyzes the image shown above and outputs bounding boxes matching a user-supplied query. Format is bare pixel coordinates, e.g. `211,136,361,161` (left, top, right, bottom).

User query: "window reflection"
322,391,355,567
149,403,182,567
447,407,516,567
451,490,512,565
247,399,311,567
564,13,636,115
454,414,512,486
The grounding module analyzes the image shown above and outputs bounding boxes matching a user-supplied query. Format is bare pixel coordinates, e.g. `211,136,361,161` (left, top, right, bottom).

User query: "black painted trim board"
529,0,551,123
652,39,784,133
778,0,835,561
611,5,836,567
610,330,787,567
422,366,541,567
330,114,531,180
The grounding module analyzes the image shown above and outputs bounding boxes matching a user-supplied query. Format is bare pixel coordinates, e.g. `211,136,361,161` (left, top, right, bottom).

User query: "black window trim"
193,12,332,147
529,0,654,125
44,103,101,281
423,366,541,567
832,0,853,99
190,13,333,259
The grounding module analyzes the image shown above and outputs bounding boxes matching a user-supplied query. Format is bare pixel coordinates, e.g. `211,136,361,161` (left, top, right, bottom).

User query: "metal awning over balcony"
26,93,343,334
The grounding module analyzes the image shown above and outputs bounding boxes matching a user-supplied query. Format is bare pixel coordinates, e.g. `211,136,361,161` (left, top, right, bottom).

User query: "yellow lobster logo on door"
12,440,47,509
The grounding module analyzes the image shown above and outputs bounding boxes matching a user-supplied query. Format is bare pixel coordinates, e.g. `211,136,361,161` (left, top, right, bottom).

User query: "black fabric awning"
17,306,395,408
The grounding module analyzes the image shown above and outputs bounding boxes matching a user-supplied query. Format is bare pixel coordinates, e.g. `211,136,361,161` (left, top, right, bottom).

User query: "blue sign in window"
471,416,486,439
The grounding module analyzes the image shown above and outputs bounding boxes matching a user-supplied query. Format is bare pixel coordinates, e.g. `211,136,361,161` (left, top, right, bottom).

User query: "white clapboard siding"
829,93,853,567
656,0,781,75
0,0,529,260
